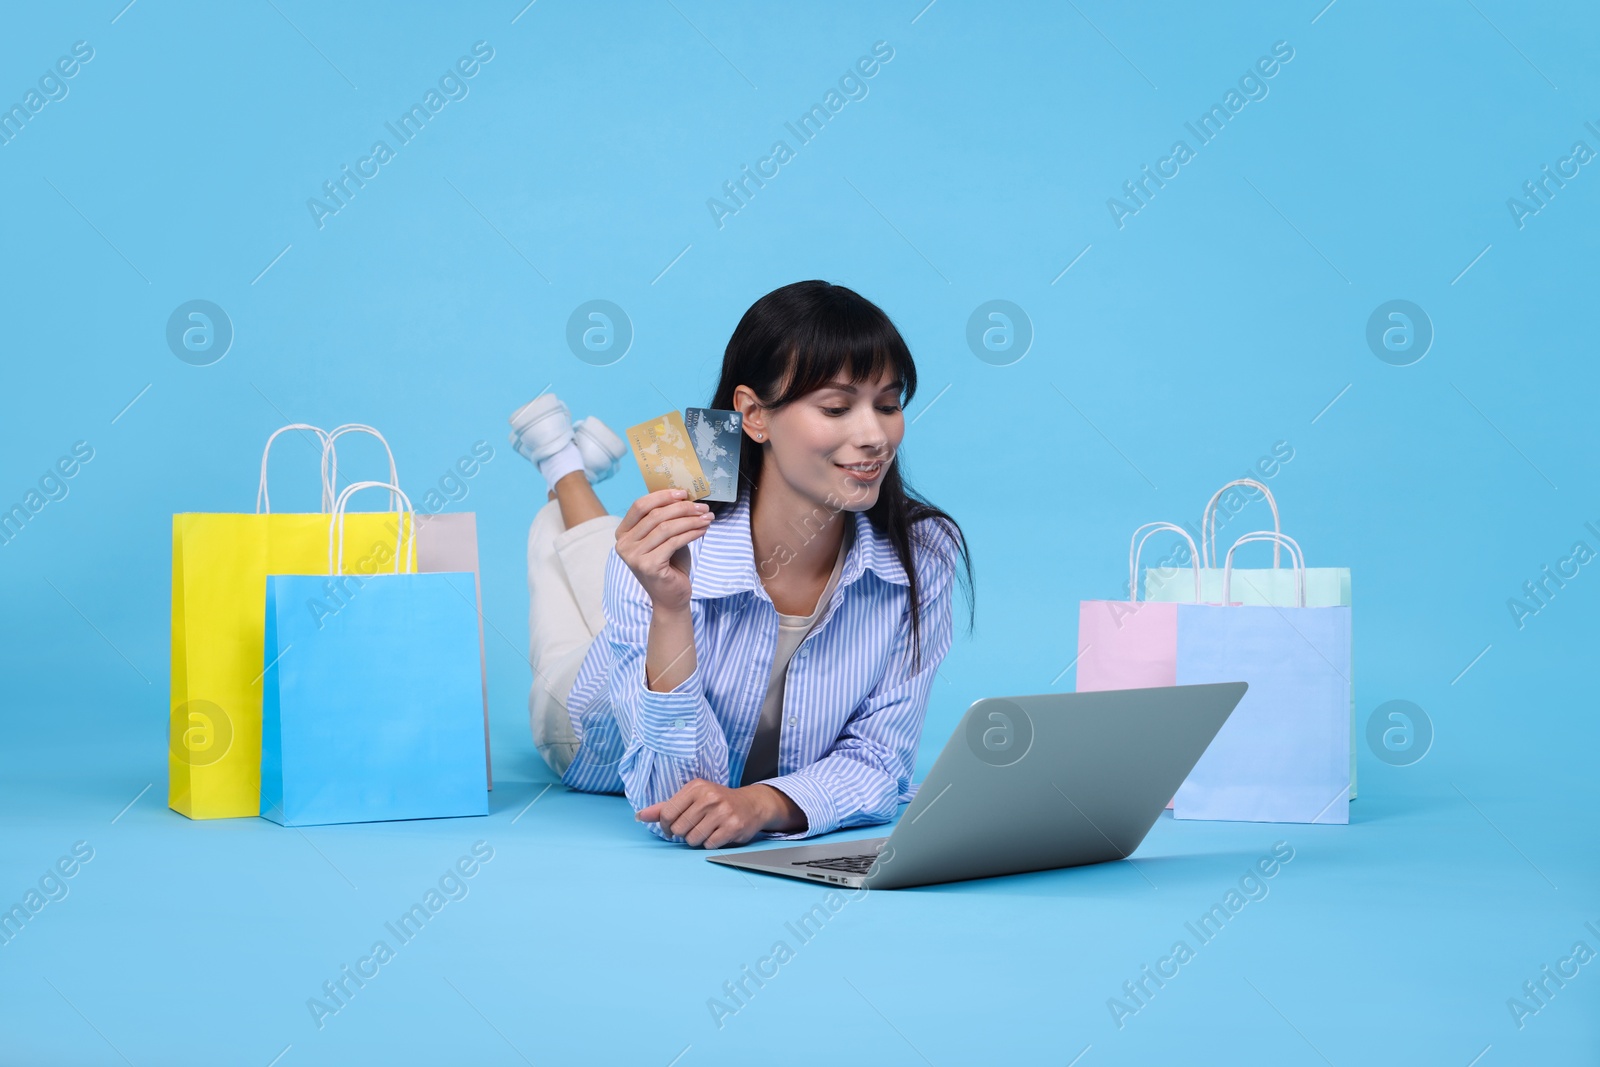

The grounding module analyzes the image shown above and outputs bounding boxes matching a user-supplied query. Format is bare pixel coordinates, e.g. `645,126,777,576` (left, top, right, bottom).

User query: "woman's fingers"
651,779,704,834
680,805,726,848
702,822,746,850
634,511,712,558
624,515,710,576
640,779,752,848
617,490,698,539
616,489,684,537
664,795,715,842
618,501,708,556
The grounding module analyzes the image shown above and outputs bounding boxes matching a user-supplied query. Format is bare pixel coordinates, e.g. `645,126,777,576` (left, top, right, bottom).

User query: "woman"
519,280,974,849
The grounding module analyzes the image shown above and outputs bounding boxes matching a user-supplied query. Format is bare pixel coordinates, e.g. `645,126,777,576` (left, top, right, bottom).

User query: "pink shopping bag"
414,511,491,789
1077,522,1201,693
1078,523,1202,808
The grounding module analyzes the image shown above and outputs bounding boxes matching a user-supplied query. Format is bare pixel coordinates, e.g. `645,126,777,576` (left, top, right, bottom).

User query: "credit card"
683,407,743,502
625,410,711,500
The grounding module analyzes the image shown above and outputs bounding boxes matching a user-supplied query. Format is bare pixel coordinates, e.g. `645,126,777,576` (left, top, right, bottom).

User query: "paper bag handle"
1202,478,1281,568
1221,531,1306,607
328,481,414,576
1129,522,1201,603
321,424,400,512
257,424,336,514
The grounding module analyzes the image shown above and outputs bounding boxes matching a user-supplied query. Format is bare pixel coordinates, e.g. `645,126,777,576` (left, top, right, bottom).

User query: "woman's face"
740,369,906,513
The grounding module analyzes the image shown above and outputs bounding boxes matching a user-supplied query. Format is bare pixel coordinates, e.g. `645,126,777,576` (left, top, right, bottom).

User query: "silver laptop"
708,682,1247,890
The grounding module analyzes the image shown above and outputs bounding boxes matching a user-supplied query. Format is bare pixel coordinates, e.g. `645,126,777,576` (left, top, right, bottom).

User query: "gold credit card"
625,410,712,500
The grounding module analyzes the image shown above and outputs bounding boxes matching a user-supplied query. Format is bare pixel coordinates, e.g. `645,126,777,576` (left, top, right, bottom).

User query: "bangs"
767,301,917,409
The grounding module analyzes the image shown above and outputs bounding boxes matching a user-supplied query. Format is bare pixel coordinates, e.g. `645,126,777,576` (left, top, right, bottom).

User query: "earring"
755,432,763,440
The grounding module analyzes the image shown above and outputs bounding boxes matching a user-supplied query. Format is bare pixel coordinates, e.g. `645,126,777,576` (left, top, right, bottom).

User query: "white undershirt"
739,528,850,786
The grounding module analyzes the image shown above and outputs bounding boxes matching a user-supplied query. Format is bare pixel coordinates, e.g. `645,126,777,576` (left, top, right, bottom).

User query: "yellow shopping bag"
170,425,413,819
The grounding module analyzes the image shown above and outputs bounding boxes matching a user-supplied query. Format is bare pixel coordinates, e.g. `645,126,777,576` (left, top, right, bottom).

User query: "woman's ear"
732,384,766,443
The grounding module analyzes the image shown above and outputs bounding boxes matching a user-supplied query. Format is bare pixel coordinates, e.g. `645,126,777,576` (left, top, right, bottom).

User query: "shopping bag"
1143,478,1353,606
1173,532,1352,824
1077,522,1201,693
413,512,491,788
261,483,488,826
170,426,413,820
319,424,493,789
1078,523,1204,809
1143,478,1356,798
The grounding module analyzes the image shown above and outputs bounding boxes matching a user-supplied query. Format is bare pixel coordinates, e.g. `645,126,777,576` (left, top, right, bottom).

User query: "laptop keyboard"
792,854,878,875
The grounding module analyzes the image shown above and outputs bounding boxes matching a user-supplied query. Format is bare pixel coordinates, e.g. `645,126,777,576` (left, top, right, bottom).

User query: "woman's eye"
821,404,902,416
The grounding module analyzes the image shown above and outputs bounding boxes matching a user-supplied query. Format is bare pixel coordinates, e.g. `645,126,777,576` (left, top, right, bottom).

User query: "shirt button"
787,715,798,726
672,718,685,728
798,646,810,658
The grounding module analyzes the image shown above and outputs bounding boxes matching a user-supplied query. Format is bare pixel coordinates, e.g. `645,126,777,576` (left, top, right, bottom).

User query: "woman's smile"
835,459,886,482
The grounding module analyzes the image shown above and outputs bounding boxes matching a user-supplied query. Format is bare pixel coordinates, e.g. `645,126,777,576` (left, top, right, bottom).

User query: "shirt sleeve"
760,522,960,839
597,547,733,838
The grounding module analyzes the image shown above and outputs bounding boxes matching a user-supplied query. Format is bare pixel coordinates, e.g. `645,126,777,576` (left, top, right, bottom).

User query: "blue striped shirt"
561,486,960,842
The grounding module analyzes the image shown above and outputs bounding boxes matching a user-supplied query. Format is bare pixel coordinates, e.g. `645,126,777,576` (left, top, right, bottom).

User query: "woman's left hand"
637,779,805,848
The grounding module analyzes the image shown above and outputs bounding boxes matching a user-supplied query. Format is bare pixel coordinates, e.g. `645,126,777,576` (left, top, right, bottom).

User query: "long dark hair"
707,280,975,672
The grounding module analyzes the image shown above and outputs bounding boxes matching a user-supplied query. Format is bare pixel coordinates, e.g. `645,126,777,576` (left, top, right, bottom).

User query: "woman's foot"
509,394,627,490
508,394,574,465
510,393,588,496
572,416,627,484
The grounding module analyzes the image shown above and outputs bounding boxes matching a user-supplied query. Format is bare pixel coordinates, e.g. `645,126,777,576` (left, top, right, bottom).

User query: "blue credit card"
683,407,743,502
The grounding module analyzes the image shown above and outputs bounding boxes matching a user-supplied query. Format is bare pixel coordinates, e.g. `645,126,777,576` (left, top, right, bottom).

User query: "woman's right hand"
614,489,714,613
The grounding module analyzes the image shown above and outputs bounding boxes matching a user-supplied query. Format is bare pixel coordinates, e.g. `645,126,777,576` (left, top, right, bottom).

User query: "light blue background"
1,1,1596,1063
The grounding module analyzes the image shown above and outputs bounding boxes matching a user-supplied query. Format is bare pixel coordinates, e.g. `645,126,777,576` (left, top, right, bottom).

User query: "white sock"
537,440,586,493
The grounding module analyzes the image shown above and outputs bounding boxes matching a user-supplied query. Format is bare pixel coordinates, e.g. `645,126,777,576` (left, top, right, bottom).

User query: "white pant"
527,498,621,776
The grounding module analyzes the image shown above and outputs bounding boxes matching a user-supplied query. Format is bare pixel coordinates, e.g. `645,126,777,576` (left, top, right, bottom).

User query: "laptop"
708,682,1247,890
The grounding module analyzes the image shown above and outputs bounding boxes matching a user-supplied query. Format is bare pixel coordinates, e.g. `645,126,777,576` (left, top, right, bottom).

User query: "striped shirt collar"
691,485,910,602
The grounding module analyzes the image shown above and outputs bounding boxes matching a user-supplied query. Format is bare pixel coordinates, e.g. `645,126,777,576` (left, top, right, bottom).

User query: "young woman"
518,280,974,849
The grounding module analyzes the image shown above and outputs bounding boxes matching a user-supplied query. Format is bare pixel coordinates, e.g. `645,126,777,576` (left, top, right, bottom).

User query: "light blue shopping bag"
261,482,488,826
1145,478,1357,799
1173,532,1352,824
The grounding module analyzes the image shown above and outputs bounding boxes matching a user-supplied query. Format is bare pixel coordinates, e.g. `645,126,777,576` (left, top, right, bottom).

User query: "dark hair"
706,280,975,672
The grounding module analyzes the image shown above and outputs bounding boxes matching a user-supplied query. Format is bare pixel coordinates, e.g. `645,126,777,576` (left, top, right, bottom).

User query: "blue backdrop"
2,1,1596,1063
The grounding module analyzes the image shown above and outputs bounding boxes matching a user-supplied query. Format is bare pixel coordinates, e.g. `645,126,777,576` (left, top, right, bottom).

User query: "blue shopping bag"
1173,532,1352,824
1143,478,1357,799
261,482,488,826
